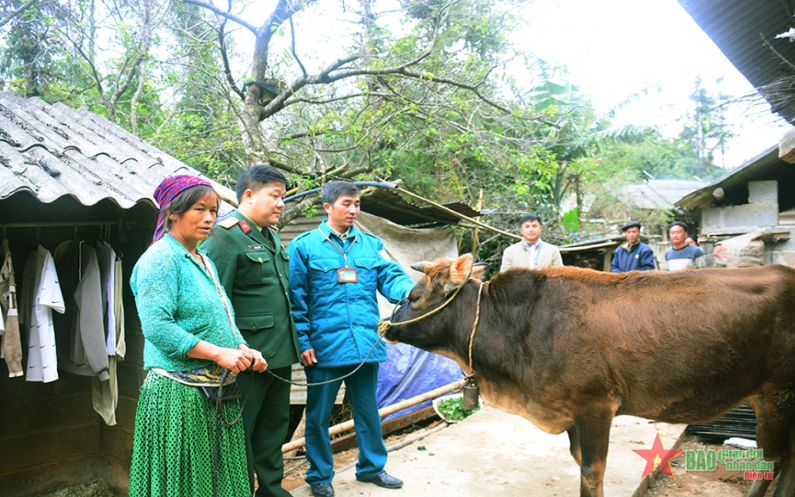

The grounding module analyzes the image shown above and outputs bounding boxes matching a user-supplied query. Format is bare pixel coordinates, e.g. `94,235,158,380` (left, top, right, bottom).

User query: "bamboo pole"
374,177,521,241
281,378,467,453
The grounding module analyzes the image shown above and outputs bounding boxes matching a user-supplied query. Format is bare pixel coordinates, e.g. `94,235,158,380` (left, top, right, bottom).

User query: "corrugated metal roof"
359,189,480,226
624,179,707,210
0,92,235,210
674,145,795,209
677,0,795,122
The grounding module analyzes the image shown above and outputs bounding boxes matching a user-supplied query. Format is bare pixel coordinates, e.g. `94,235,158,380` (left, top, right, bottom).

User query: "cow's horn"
411,261,434,274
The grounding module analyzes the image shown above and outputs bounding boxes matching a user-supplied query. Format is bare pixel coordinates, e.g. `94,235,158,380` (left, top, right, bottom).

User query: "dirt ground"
281,424,780,496
281,418,444,492
643,433,777,497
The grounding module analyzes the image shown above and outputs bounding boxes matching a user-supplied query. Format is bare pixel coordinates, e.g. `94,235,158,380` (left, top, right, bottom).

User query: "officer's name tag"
337,267,358,283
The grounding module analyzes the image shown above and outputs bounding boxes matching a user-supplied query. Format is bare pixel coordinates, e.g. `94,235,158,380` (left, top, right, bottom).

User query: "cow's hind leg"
746,389,795,497
574,407,614,497
568,426,582,466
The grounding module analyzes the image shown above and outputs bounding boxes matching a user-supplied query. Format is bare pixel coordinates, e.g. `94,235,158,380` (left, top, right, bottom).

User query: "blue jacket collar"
318,220,359,241
620,240,645,253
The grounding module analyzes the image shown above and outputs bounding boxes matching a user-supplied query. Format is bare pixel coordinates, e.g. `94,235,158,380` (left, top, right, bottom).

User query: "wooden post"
472,189,483,255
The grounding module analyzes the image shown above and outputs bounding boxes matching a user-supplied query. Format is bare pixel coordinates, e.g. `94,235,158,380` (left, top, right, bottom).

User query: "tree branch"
760,33,795,72
181,0,257,34
218,15,244,99
289,15,307,77
58,27,106,99
282,91,387,108
280,130,327,141
260,54,361,119
0,0,38,29
279,195,323,229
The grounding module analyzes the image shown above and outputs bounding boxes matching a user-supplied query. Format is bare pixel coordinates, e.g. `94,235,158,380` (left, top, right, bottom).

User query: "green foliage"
595,137,718,182
0,1,741,251
677,76,734,173
436,396,480,422
0,1,79,99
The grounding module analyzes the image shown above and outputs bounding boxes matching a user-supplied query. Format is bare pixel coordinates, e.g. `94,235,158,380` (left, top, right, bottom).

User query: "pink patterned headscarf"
152,175,213,242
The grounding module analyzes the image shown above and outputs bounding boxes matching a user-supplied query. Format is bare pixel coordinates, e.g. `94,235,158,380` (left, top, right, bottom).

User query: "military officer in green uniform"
203,165,301,497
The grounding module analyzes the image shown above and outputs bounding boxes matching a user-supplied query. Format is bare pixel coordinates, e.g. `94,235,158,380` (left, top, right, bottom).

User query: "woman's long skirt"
128,372,251,497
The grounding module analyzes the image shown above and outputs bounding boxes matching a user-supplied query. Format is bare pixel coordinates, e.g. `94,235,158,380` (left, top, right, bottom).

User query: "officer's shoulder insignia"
217,217,240,229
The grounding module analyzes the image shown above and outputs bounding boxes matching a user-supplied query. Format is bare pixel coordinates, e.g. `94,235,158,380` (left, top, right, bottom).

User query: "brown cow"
384,254,795,497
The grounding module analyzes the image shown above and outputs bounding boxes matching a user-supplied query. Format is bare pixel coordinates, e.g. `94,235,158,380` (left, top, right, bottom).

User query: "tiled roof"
0,92,235,209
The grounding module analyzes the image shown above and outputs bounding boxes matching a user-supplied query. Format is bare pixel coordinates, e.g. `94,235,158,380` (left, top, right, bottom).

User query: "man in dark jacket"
610,220,656,272
203,165,301,497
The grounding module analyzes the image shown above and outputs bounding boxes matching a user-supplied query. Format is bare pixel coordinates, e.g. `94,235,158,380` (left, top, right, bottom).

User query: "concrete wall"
701,203,779,234
766,236,795,267
648,240,670,270
694,180,795,268
701,180,780,234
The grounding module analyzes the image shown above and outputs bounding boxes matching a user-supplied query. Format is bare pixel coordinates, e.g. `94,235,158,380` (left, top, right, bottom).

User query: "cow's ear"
410,261,434,274
471,262,489,281
444,253,474,294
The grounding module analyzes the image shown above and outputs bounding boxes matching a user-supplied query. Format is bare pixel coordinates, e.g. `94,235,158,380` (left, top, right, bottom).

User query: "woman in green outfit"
129,175,267,497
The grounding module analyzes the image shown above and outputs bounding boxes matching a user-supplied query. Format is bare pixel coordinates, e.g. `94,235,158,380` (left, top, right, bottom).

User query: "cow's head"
384,253,488,351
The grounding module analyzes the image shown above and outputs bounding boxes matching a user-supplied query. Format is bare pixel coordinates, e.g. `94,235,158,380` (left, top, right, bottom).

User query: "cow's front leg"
574,407,614,497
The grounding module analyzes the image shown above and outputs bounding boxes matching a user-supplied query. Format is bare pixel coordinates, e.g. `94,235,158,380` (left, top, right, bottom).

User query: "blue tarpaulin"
377,342,464,421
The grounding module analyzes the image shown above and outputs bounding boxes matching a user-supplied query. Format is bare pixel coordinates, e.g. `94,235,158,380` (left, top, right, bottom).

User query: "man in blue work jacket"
288,181,415,497
610,220,656,272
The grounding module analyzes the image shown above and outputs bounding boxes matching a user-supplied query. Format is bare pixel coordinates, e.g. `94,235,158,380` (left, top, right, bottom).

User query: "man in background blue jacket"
610,220,656,272
288,181,415,497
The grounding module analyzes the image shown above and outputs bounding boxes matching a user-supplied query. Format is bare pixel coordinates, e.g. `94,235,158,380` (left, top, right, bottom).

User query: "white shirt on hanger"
24,246,65,383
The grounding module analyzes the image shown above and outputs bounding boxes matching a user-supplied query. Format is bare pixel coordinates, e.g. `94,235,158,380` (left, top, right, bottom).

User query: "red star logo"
633,432,682,478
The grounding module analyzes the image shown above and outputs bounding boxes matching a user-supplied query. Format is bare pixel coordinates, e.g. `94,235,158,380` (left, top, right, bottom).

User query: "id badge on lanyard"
320,228,359,283
337,267,358,283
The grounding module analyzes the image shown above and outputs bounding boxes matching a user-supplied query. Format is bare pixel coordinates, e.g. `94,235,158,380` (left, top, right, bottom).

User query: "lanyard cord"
265,280,471,388
318,227,356,266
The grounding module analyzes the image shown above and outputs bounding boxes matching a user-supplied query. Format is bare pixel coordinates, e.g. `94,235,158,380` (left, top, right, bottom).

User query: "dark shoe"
310,483,335,497
364,473,404,489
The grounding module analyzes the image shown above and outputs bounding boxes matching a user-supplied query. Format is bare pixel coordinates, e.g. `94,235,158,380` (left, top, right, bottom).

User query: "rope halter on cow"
376,281,467,335
377,279,487,380
466,282,485,377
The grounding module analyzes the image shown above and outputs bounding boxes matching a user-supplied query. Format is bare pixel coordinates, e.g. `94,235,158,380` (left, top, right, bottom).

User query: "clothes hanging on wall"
8,232,126,424
91,240,126,426
95,240,117,356
0,239,23,377
53,240,109,381
22,245,65,383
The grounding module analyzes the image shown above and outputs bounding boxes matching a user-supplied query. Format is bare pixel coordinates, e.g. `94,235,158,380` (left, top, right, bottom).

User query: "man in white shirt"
500,214,563,271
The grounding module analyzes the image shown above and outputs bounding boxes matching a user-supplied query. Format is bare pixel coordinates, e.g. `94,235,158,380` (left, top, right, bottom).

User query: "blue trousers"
304,363,386,484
